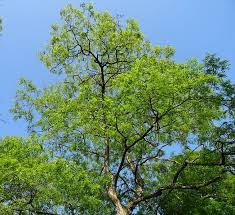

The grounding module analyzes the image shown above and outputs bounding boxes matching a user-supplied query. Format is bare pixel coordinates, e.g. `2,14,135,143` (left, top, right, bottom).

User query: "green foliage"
157,164,235,215
0,136,109,214
203,53,230,77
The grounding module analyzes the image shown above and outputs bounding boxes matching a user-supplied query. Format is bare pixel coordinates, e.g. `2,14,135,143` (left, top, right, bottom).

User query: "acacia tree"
11,4,234,214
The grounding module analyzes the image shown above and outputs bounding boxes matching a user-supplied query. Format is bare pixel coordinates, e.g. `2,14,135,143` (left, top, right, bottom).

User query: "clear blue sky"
0,0,234,136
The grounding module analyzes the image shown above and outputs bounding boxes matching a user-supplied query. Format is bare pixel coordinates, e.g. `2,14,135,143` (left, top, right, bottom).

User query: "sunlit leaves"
0,136,109,214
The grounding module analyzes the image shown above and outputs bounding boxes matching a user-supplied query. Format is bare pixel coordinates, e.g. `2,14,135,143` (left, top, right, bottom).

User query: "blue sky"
0,0,234,136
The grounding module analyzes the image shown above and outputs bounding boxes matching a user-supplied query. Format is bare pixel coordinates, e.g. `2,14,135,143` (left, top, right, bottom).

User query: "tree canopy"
1,3,234,215
0,136,109,214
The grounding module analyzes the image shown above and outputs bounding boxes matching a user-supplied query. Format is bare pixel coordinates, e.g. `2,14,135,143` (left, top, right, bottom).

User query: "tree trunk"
107,186,129,215
116,206,128,215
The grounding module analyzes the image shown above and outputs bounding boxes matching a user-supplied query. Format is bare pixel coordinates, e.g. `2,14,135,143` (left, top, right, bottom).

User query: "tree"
0,136,109,214
145,150,235,214
158,170,234,215
11,4,234,214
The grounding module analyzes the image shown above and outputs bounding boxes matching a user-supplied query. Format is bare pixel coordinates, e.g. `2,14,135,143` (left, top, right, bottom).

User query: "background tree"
11,4,234,214
137,150,234,214
0,136,109,214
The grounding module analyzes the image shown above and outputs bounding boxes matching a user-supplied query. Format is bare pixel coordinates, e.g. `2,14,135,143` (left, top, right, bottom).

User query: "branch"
114,97,193,188
187,162,235,167
126,174,223,210
14,209,58,215
172,162,188,184
139,144,168,166
114,116,159,188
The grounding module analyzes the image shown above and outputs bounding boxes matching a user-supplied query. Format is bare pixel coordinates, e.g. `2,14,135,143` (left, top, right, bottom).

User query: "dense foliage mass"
0,136,109,214
1,3,234,214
